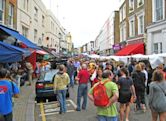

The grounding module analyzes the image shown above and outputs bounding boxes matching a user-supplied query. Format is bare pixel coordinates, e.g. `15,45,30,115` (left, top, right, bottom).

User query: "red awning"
115,43,144,56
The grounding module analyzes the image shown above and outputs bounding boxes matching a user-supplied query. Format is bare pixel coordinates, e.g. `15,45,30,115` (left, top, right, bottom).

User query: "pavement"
13,81,36,121
13,81,152,121
35,84,152,121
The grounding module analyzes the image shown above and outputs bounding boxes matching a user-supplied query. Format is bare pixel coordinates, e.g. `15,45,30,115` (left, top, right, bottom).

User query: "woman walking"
117,67,136,121
132,64,146,111
149,70,166,121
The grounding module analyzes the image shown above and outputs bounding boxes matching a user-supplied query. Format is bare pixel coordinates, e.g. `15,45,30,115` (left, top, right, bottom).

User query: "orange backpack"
93,80,110,107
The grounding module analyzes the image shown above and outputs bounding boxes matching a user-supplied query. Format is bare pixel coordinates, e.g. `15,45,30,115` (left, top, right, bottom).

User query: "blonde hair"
135,64,142,71
139,62,145,70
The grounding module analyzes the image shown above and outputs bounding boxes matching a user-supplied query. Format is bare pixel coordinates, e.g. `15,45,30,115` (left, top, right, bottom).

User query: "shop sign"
113,44,121,50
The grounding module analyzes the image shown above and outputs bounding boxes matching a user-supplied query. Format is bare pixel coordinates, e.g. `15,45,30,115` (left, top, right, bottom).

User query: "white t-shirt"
142,70,148,86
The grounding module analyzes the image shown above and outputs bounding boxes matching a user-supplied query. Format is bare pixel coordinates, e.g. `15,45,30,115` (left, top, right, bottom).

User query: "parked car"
35,70,70,102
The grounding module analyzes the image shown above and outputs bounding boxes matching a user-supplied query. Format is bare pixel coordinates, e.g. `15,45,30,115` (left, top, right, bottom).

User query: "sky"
42,0,121,48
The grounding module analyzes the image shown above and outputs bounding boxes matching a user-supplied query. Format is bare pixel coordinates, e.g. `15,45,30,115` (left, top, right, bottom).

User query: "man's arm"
75,71,81,81
88,93,94,102
13,83,20,98
108,91,119,106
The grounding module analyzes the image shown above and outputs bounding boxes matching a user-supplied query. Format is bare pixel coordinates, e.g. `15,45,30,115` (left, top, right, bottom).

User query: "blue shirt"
0,80,19,115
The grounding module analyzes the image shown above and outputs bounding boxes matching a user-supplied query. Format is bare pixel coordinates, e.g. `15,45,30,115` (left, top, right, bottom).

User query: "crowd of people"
0,59,53,121
55,57,166,121
0,56,166,121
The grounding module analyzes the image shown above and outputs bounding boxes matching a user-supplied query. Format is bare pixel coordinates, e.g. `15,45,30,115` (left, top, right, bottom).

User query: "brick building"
117,0,152,55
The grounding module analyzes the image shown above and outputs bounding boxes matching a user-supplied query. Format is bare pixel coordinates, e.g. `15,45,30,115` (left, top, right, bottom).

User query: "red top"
78,69,90,84
92,78,101,86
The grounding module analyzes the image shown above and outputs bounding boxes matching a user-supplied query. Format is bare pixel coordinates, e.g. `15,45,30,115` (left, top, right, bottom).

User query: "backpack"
93,80,110,107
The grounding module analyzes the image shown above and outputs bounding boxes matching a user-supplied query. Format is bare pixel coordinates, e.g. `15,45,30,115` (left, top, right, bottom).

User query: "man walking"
75,63,90,111
66,60,75,87
54,65,70,114
88,70,119,121
0,68,19,121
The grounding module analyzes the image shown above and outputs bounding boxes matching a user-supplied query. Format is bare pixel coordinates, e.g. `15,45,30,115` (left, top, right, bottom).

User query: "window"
154,43,158,54
120,24,126,42
0,0,5,24
155,0,163,21
129,0,134,12
34,7,38,21
138,15,144,34
42,15,45,27
22,26,28,38
120,8,123,22
38,38,41,45
123,4,126,20
34,29,37,42
160,42,163,53
153,42,163,53
42,33,44,42
23,0,28,11
129,19,135,37
8,3,14,27
137,0,144,7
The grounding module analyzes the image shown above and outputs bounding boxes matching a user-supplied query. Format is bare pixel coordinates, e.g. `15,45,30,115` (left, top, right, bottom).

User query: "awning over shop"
0,41,31,63
36,50,48,55
0,25,40,49
40,46,59,58
115,43,144,56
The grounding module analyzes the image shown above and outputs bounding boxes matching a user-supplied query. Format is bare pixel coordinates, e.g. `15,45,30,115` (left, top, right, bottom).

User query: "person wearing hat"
54,65,70,114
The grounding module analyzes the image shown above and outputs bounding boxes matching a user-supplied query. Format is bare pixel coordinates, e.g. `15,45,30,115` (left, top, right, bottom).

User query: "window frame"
8,3,14,27
123,4,126,20
34,7,38,21
155,0,163,21
153,0,165,22
22,26,28,38
129,0,134,13
34,29,37,42
137,12,145,35
129,17,135,37
137,0,144,8
0,0,5,24
42,15,45,27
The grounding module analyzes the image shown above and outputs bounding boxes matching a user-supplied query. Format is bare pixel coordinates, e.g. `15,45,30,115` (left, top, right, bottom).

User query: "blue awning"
0,25,40,49
0,41,31,63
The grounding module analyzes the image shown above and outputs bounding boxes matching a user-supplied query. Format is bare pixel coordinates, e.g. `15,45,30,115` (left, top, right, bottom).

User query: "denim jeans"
97,116,118,121
56,90,67,113
70,75,74,87
77,84,88,110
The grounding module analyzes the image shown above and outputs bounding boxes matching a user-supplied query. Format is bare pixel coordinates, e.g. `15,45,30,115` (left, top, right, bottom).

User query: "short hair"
59,64,65,72
82,63,87,69
120,67,129,77
135,64,142,71
0,68,7,78
152,70,164,82
102,70,111,78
